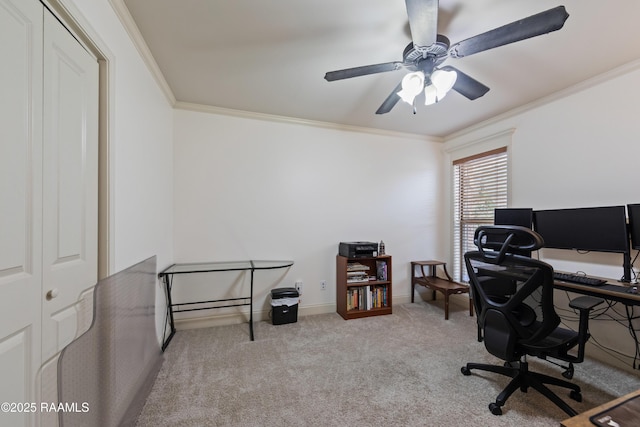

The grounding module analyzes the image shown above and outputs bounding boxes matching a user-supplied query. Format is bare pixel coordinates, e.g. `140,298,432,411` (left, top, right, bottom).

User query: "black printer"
339,241,378,258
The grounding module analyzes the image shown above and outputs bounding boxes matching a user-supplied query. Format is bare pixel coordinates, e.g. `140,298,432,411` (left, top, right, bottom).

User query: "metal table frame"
158,260,294,351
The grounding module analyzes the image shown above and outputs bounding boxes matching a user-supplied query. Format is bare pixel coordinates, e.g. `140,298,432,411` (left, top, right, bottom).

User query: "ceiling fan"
324,0,569,114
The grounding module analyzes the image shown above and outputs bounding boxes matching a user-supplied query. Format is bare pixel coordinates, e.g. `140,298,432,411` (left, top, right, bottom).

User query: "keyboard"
553,272,607,286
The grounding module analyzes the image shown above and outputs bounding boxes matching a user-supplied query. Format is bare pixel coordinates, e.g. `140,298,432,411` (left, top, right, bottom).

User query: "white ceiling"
119,0,640,138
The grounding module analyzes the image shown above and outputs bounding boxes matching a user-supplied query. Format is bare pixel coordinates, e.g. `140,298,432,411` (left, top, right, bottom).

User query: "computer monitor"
628,204,640,250
494,208,533,229
533,206,629,253
492,208,534,256
533,205,631,282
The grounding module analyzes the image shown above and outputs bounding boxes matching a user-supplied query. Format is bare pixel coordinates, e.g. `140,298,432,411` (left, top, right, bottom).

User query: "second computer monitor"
494,208,534,229
628,204,640,250
493,208,534,256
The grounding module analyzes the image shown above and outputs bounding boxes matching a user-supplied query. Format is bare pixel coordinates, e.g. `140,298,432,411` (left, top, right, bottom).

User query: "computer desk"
476,264,640,305
553,275,640,306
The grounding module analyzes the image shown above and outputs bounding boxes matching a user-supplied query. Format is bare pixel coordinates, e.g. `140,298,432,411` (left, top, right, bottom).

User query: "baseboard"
175,295,414,331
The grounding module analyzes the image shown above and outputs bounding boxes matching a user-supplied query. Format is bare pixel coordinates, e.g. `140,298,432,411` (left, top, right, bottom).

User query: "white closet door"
41,8,99,361
0,0,43,426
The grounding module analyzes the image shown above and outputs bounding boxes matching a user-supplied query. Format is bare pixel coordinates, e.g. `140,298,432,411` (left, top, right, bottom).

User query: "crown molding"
174,101,442,143
112,1,640,145
107,1,437,142
445,58,640,142
108,0,175,105
443,128,515,156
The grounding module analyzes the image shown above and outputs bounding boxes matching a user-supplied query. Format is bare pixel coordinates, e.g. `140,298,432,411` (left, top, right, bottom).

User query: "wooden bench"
411,260,473,320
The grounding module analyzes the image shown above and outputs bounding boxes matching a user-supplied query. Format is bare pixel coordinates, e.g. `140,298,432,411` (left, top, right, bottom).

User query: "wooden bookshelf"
336,255,392,320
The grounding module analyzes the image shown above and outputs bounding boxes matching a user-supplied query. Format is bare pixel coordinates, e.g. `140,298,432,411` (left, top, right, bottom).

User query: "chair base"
461,360,581,417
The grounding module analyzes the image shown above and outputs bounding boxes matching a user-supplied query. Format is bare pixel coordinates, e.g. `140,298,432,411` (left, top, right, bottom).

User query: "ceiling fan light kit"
424,84,438,106
397,68,457,107
429,68,457,102
324,1,569,115
398,71,425,104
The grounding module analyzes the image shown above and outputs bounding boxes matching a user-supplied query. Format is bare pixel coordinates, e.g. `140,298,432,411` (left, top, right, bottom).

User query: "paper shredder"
270,287,299,325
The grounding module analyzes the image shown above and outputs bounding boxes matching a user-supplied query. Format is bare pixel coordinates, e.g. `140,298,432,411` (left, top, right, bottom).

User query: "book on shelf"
346,262,371,282
346,285,388,311
347,271,369,278
347,262,370,272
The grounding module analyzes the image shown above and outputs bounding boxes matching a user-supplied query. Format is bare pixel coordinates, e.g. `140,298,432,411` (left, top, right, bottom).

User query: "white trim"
445,58,640,140
44,0,116,276
108,0,176,106
174,295,414,330
78,1,640,144
99,57,116,277
443,130,514,278
443,128,515,159
107,1,437,142
176,101,440,142
174,304,335,331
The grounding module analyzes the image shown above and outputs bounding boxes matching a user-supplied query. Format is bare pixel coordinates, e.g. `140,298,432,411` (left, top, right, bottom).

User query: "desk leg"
249,268,255,341
161,275,176,351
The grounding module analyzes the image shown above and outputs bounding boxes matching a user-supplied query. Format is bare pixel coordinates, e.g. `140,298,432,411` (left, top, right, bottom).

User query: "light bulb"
424,84,437,105
431,69,457,99
397,71,425,104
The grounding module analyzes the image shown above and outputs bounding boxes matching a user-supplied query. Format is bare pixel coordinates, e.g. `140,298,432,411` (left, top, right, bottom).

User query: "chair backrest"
464,225,560,362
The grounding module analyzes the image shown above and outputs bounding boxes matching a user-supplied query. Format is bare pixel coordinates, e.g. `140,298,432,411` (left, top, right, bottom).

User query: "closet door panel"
42,9,98,360
0,0,43,424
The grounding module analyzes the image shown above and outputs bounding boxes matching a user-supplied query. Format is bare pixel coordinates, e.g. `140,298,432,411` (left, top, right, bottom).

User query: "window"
453,147,508,281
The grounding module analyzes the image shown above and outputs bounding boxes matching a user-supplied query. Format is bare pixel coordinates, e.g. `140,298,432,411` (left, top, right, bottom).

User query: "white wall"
172,108,443,321
444,61,640,372
63,0,174,341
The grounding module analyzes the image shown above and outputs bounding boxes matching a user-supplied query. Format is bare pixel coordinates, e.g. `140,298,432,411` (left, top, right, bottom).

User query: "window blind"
453,147,508,281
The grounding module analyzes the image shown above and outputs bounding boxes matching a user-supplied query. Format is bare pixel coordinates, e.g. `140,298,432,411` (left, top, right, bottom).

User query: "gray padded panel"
58,256,162,427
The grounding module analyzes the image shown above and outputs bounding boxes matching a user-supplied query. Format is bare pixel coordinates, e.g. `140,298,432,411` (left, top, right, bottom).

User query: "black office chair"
460,225,603,417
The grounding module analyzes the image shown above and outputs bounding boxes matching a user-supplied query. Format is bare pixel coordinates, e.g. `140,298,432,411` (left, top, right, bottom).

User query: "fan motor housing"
403,34,450,64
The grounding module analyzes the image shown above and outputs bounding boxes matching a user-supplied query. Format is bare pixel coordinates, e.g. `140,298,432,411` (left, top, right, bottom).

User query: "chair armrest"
566,296,604,364
569,296,604,311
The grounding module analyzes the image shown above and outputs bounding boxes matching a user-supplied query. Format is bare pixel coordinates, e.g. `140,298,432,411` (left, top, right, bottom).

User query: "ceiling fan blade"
324,62,404,81
442,66,489,100
449,6,569,58
375,82,403,114
405,0,438,48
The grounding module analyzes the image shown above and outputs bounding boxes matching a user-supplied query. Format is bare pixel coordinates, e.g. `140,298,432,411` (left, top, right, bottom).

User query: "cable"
630,250,639,283
556,290,640,369
625,304,640,369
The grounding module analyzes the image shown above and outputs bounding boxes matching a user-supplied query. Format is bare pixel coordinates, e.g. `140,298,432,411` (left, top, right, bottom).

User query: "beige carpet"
136,300,640,426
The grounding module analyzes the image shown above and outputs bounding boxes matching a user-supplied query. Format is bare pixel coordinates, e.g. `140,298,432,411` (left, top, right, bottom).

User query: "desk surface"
561,389,640,427
159,260,294,276
477,264,640,305
553,275,640,306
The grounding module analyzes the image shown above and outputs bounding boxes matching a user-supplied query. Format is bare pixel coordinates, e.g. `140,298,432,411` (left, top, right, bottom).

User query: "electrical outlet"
321,280,327,290
295,280,303,295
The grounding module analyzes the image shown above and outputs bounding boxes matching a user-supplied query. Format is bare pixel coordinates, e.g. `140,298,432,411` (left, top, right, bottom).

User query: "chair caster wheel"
570,390,582,402
461,366,471,376
562,364,575,379
489,403,502,415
